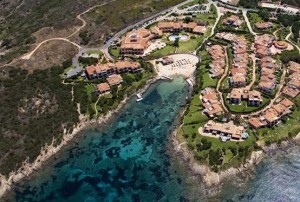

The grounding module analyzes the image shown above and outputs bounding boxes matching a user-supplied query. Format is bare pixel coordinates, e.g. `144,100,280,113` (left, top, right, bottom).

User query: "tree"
258,9,270,21
173,37,180,47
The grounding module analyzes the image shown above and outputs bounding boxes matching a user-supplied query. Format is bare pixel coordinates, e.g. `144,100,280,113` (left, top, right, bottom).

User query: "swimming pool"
169,34,189,42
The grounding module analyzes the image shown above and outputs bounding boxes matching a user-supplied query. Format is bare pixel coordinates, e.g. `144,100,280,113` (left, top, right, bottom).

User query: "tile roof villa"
222,15,243,27
203,120,245,140
255,22,273,29
201,88,224,117
282,61,300,98
207,45,226,78
248,98,294,129
85,61,141,79
106,74,124,86
228,88,263,106
120,20,207,55
96,82,111,94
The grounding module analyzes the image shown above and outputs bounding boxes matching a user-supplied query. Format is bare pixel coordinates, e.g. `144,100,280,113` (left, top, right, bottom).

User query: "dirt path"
66,0,116,39
21,38,81,60
20,0,116,60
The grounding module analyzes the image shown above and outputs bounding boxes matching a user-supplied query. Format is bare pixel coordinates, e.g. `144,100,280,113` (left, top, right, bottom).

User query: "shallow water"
12,77,204,202
11,77,300,202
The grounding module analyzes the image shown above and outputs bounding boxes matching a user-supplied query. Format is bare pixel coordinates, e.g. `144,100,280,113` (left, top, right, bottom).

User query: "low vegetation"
0,62,79,176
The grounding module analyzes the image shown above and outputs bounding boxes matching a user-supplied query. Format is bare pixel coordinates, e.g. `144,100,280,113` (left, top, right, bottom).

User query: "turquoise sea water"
11,77,300,201
12,77,204,202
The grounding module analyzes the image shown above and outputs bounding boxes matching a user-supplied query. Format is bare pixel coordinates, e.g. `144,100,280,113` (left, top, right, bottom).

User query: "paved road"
286,26,300,54
194,1,222,54
242,10,257,36
67,0,199,78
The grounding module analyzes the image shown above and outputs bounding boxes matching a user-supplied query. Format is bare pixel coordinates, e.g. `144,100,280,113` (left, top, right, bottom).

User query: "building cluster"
222,15,243,27
201,88,224,118
96,74,124,94
227,88,263,106
121,28,155,55
85,61,142,80
255,22,273,29
157,21,207,34
203,120,246,140
253,35,278,93
215,32,249,87
207,45,226,78
120,20,207,55
84,61,142,95
229,35,249,87
248,98,294,129
258,56,278,93
253,34,275,58
282,61,300,98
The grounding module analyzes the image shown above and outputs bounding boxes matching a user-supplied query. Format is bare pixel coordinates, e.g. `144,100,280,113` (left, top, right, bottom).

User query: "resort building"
115,61,142,73
120,28,153,55
248,98,294,129
85,63,116,79
254,34,275,58
161,56,174,65
201,88,224,117
282,61,300,98
255,22,273,29
230,75,247,87
207,45,226,78
157,21,207,34
228,88,263,106
96,82,111,95
256,56,277,94
106,74,123,86
203,120,245,140
222,15,243,27
85,61,141,79
273,41,289,50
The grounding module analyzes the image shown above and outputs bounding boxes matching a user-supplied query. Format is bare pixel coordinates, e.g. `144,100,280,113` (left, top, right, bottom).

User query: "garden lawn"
147,45,175,59
178,36,204,53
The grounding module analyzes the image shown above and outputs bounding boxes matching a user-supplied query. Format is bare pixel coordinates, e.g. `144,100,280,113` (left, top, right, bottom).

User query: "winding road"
285,26,300,54
242,10,257,36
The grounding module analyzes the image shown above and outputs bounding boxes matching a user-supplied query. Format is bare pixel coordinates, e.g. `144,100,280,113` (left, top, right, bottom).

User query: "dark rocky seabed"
11,77,300,202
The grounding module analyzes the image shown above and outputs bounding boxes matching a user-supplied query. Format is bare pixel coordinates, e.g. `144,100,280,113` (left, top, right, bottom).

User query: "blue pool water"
12,77,204,202
168,35,188,42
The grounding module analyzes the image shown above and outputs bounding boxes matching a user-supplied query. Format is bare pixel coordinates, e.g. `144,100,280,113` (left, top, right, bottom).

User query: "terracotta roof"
107,74,123,86
263,108,279,123
193,26,207,34
255,22,273,29
97,82,111,92
282,86,300,98
280,98,294,108
274,41,288,49
204,120,244,139
248,118,266,129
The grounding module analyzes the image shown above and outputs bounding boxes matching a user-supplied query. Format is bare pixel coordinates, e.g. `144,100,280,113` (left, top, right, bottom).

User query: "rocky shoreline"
0,75,163,199
171,110,300,197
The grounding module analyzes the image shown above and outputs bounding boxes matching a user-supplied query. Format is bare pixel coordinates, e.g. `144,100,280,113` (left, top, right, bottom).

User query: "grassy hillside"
0,0,185,67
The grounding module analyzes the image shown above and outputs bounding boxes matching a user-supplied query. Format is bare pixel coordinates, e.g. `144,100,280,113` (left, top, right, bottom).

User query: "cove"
11,77,205,202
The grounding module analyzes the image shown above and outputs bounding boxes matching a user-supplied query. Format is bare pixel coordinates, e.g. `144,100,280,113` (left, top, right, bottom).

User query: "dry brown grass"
14,41,78,71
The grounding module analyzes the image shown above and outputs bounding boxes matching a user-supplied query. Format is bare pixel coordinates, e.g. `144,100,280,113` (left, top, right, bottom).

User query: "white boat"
136,93,143,102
